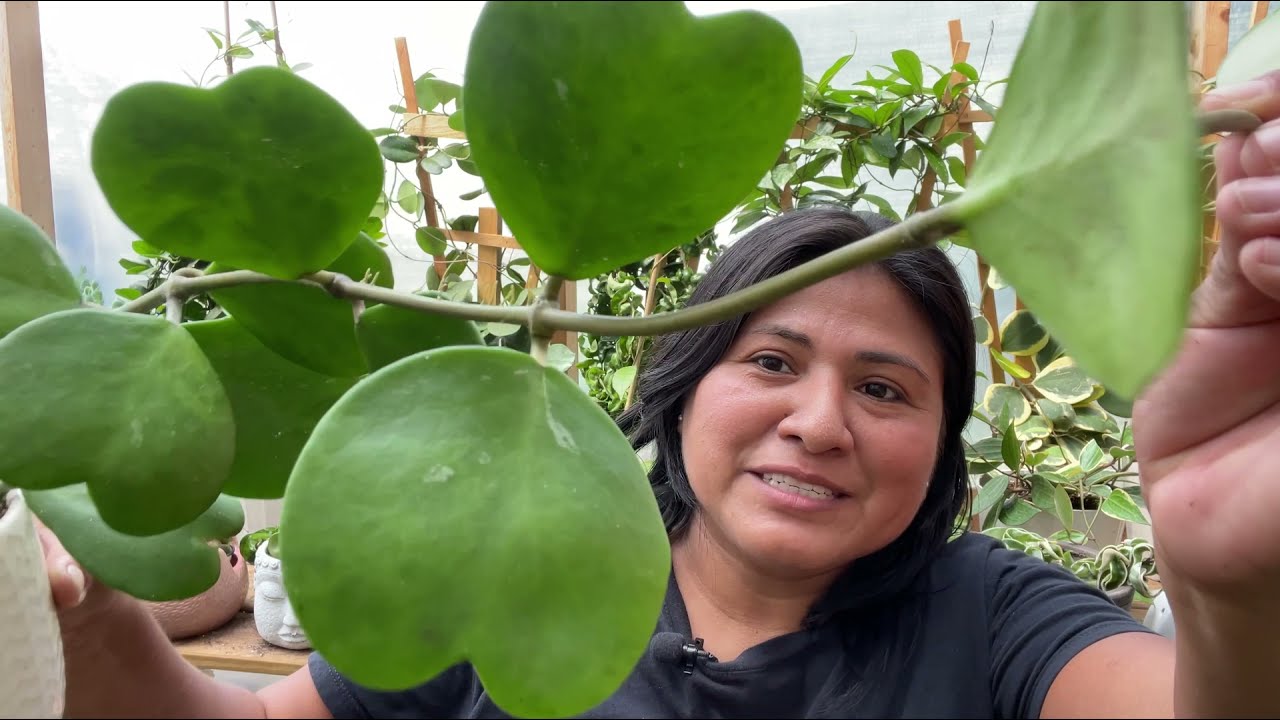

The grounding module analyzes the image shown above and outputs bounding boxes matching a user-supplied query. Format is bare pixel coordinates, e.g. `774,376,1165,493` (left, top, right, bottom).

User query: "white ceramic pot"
0,490,66,718
253,544,310,650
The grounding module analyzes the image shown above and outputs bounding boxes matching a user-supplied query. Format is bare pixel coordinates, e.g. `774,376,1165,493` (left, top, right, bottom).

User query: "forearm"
1170,585,1280,718
62,594,267,719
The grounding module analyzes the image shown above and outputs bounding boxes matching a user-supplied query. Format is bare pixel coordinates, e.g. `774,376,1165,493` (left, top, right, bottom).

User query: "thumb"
34,518,89,611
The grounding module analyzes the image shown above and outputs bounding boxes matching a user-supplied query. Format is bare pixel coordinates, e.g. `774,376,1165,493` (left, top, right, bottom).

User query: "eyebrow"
748,324,932,382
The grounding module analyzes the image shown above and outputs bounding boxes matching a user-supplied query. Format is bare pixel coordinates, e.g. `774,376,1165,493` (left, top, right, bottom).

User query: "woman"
39,73,1280,718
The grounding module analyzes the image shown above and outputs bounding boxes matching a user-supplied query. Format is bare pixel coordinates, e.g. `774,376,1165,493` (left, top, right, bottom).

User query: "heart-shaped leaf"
0,308,234,535
185,317,357,499
25,485,244,601
90,66,383,279
209,232,394,377
0,204,81,338
279,346,670,718
954,2,1200,400
463,1,802,279
355,291,484,372
1216,9,1280,89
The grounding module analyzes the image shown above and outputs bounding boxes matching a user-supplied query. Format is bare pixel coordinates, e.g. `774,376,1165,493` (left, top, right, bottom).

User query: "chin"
735,521,867,578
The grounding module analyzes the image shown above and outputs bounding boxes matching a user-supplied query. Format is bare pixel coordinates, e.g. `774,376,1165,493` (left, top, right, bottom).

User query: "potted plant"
968,303,1148,552
0,3,1273,718
142,540,247,640
985,526,1157,610
239,526,310,650
0,487,64,719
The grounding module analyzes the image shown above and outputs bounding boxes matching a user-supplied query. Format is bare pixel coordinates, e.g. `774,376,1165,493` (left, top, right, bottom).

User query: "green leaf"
380,135,420,163
206,29,224,49
1000,497,1039,526
989,347,1031,380
972,475,1009,517
1036,397,1076,430
442,143,471,159
185,317,356,499
91,67,382,279
954,2,1200,400
1216,9,1280,89
208,233,394,377
448,110,466,133
546,343,576,373
0,204,81,338
1033,357,1096,404
355,291,484,372
1053,485,1074,531
998,309,1048,357
983,384,1031,425
1079,439,1105,474
0,309,234,535
1100,488,1147,524
396,181,423,215
1001,422,1022,471
973,315,993,345
611,365,638,398
416,226,448,256
1029,474,1055,510
279,346,670,718
226,45,253,59
869,131,898,158
421,152,453,175
26,486,244,601
131,239,163,257
891,49,924,90
463,2,802,280
818,53,853,91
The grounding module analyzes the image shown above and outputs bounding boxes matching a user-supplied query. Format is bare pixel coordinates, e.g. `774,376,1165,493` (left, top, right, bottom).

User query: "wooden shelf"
175,611,309,676
171,564,309,677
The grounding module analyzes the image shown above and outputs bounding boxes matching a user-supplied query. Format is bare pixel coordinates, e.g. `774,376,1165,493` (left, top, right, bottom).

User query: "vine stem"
529,276,565,366
115,203,964,335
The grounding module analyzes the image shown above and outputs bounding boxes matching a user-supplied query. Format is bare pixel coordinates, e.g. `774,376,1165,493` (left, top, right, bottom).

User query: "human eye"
860,381,903,401
752,354,793,374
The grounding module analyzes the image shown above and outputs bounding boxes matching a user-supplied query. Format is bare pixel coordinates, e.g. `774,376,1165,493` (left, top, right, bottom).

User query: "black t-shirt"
308,532,1153,719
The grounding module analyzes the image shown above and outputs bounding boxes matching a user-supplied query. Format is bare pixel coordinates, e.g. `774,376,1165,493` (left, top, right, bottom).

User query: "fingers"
1200,70,1280,123
1240,237,1280,303
34,519,88,611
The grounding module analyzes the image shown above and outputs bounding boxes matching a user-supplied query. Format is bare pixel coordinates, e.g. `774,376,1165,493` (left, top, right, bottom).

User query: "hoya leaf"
0,204,81,338
208,233,394,377
279,347,670,718
185,317,357,499
91,67,383,279
26,486,244,601
1216,10,1280,89
355,291,484,372
463,1,802,279
0,309,234,535
955,2,1200,399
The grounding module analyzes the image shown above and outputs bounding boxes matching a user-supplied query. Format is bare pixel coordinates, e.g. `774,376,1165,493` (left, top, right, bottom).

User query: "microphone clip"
680,637,717,675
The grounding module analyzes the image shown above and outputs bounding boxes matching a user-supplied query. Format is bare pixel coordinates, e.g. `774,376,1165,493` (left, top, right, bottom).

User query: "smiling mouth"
758,472,846,500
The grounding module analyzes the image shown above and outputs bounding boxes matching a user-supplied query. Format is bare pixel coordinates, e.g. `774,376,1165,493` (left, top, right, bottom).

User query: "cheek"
679,372,774,488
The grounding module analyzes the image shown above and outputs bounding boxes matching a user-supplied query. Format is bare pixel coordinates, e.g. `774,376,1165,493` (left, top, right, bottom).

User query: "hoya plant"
0,2,1273,718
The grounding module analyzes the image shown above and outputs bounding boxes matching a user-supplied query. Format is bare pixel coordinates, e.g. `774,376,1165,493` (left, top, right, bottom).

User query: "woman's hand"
33,516,132,635
1133,70,1280,596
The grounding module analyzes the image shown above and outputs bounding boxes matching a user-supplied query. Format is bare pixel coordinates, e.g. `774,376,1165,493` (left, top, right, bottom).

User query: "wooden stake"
1,1,56,242
394,37,447,279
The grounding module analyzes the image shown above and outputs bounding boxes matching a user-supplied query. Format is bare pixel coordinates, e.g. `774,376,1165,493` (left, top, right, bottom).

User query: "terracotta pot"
0,490,66,719
145,545,248,640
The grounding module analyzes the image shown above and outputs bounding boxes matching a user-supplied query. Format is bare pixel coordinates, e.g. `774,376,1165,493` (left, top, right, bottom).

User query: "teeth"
763,473,836,499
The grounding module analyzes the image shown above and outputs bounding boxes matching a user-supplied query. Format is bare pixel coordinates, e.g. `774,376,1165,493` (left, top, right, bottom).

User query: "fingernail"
1255,238,1280,267
1231,176,1280,214
63,562,86,606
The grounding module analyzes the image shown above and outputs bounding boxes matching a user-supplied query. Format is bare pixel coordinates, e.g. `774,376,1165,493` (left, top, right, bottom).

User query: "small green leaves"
0,204,81,338
209,233,394,377
355,291,484,372
185,317,357,499
91,66,383,279
26,486,245,601
0,309,234,535
280,346,670,718
1216,9,1280,89
955,2,1200,400
463,1,802,279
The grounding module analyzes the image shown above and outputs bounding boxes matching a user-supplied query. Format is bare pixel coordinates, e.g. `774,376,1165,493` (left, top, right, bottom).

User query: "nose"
282,601,301,634
776,372,854,455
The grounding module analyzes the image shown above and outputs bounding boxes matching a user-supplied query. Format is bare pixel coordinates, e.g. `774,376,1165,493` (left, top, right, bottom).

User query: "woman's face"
678,265,946,580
